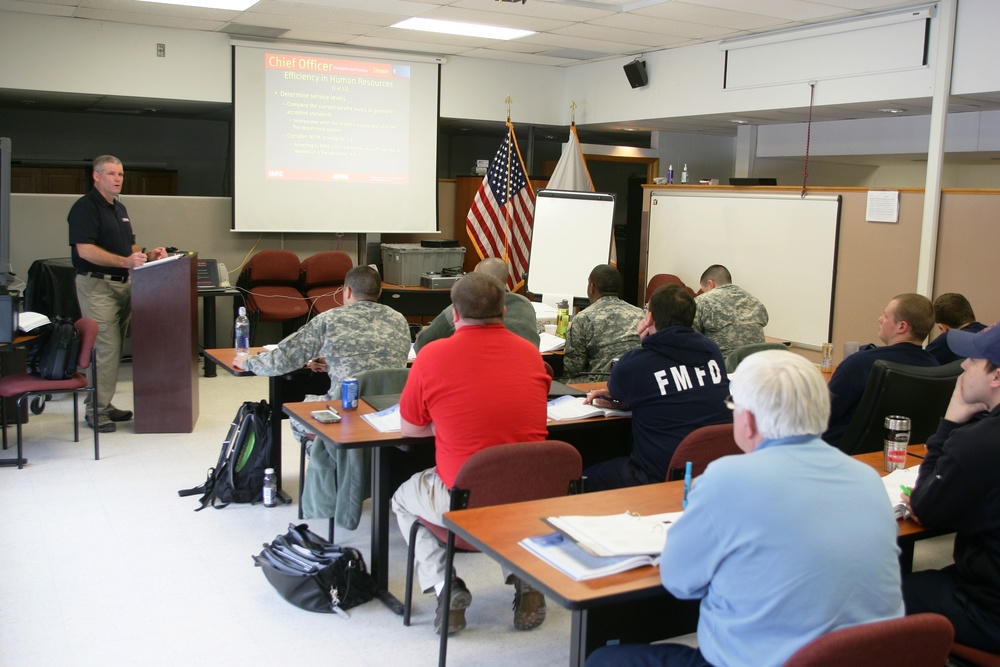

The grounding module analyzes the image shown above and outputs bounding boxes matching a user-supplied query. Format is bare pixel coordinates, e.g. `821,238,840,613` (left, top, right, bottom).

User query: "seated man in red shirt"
391,272,552,635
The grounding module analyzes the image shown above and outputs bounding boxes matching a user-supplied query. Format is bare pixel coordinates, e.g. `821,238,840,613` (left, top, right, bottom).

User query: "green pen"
900,484,913,496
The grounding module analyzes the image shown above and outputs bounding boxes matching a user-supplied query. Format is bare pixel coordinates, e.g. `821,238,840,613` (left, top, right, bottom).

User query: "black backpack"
179,400,273,510
28,317,81,380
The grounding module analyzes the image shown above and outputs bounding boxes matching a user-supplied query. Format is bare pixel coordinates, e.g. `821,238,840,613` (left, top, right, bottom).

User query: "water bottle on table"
883,415,910,472
235,306,250,362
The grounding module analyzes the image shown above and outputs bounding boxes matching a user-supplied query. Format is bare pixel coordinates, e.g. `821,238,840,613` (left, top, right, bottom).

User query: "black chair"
835,359,964,455
724,341,791,373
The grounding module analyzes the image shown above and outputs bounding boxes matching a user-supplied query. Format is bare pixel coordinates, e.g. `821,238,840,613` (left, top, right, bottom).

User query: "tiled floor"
0,364,956,666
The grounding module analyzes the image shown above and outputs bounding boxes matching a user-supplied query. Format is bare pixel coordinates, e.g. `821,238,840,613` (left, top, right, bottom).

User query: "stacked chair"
237,250,355,342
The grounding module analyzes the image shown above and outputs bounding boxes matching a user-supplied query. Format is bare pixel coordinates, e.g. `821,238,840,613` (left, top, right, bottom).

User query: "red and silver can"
341,377,359,410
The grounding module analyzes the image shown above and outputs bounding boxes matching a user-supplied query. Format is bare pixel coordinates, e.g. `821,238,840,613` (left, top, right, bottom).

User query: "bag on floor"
178,400,272,510
28,317,81,380
253,522,377,617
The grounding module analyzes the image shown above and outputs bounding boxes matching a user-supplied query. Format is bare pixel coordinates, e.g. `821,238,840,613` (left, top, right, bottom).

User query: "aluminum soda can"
341,377,359,410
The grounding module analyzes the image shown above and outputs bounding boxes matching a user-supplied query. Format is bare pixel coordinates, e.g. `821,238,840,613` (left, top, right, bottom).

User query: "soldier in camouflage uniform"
235,265,411,408
561,264,644,383
692,264,768,358
414,257,539,352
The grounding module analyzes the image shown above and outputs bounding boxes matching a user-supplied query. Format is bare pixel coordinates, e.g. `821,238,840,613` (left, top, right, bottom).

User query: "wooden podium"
131,253,200,433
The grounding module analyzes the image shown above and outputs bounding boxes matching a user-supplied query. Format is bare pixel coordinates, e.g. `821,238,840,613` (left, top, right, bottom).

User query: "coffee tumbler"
883,415,911,472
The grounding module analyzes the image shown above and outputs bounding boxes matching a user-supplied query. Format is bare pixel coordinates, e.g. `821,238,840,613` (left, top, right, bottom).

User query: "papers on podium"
519,532,660,581
133,252,185,269
882,466,919,519
546,396,630,421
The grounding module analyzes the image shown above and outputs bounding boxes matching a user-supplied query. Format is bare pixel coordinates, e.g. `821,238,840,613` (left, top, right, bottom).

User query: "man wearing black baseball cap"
904,322,1000,652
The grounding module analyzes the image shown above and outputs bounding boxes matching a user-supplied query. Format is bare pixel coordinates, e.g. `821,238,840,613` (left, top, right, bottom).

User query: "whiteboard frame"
526,189,616,301
644,190,841,349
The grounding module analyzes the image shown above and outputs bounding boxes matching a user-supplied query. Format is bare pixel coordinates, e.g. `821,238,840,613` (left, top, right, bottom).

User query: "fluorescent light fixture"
392,17,534,41
878,108,907,114
730,119,750,125
136,0,259,10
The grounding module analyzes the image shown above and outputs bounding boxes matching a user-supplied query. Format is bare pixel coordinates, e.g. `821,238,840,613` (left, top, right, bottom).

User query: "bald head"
475,258,510,286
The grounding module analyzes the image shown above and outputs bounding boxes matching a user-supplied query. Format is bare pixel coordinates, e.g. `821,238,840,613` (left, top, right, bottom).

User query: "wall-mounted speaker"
623,59,648,89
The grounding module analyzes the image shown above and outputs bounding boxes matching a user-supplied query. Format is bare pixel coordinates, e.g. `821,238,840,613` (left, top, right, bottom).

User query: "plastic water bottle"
262,468,277,507
681,164,689,184
235,306,250,361
555,300,570,339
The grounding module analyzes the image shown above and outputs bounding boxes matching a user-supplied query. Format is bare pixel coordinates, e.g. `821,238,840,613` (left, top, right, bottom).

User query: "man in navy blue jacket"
904,323,1000,652
927,292,987,365
823,293,938,448
582,283,732,490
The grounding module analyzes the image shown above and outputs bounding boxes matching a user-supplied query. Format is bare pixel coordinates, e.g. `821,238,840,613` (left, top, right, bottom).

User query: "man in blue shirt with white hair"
586,350,904,667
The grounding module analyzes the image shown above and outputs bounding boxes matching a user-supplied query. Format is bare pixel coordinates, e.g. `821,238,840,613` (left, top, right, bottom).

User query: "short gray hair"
93,155,122,173
730,350,830,439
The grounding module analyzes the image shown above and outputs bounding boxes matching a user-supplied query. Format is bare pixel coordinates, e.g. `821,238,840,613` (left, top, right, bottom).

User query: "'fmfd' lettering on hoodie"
654,360,724,396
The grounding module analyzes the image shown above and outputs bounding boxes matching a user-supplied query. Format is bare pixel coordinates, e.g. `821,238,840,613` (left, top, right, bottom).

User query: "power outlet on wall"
156,43,166,57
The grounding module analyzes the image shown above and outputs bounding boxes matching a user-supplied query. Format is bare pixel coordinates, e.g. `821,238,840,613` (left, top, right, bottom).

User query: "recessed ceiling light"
392,18,534,41
878,108,907,114
137,0,258,9
730,119,750,125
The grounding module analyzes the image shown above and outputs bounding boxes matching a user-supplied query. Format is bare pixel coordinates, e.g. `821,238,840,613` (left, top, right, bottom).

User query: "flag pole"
503,96,513,270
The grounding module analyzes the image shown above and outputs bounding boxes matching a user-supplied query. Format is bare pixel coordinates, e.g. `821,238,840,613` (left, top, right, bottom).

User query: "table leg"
203,295,217,378
267,377,291,504
372,444,404,615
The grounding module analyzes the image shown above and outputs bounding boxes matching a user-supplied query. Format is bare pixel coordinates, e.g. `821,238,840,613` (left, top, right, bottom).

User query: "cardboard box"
381,244,466,286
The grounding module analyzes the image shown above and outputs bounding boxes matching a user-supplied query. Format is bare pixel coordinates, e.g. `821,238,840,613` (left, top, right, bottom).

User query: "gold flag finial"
505,95,512,121
570,100,577,125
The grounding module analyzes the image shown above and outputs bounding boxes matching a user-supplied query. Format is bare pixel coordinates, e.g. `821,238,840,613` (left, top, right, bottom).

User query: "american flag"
466,121,535,290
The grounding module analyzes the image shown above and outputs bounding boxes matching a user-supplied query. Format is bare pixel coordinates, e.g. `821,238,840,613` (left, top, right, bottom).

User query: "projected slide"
265,53,410,184
234,45,440,233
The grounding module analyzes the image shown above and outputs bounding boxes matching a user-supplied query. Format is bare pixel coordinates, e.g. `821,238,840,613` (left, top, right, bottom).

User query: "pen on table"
326,404,339,414
682,461,692,509
900,484,913,496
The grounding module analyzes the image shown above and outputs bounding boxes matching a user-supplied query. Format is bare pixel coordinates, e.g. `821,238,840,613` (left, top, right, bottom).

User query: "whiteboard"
646,191,841,348
526,189,615,301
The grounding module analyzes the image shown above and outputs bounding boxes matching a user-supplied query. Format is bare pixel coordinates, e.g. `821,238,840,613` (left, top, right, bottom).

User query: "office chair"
402,440,582,667
783,613,953,666
835,359,963,456
666,423,742,481
300,250,353,316
0,318,99,468
644,273,696,303
725,341,791,373
237,249,309,341
950,642,1000,666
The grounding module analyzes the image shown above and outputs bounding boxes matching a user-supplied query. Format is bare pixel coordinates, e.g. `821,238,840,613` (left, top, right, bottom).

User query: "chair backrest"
355,368,409,396
783,613,953,667
950,642,1000,667
836,359,963,455
301,251,353,289
644,273,696,303
666,423,742,481
725,341,791,373
451,441,582,511
240,249,303,287
74,317,99,370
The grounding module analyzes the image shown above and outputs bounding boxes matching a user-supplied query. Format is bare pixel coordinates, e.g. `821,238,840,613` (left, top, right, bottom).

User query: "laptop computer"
197,259,230,291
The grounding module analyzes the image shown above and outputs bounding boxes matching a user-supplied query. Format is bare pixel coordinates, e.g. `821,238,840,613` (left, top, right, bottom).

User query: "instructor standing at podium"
68,155,166,433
